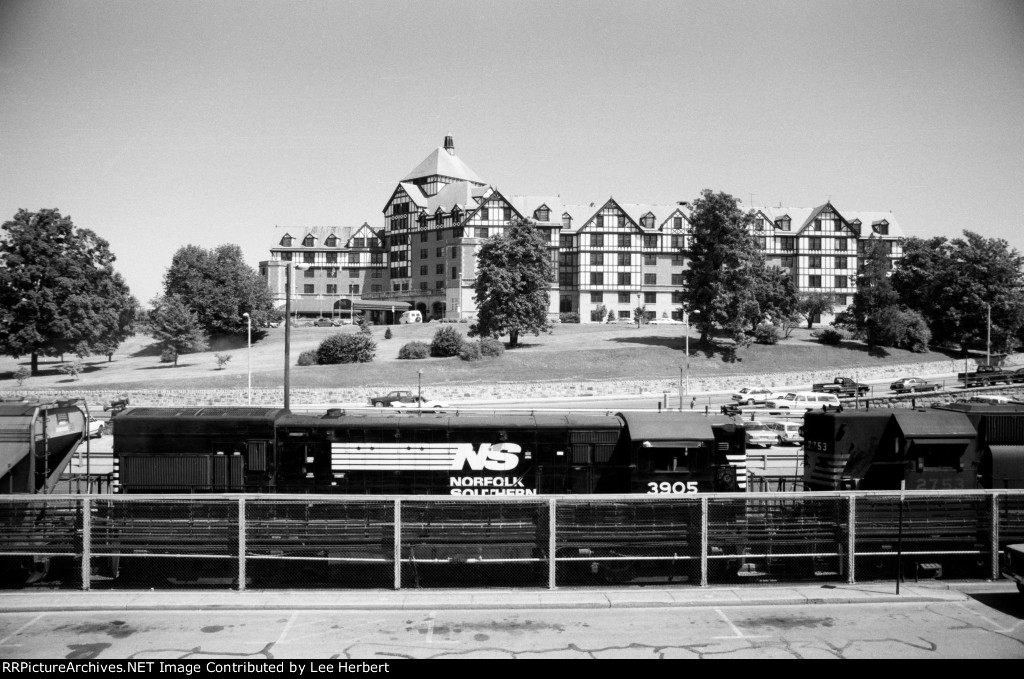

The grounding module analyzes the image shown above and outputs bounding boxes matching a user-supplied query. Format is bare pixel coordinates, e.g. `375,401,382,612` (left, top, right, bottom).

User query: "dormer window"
775,216,791,231
325,235,338,247
813,219,821,231
673,216,683,229
435,209,445,224
280,235,294,247
535,206,550,222
755,218,765,231
302,235,316,247
354,237,366,248
596,214,604,229
562,213,572,229
873,221,889,235
452,207,462,223
641,213,655,229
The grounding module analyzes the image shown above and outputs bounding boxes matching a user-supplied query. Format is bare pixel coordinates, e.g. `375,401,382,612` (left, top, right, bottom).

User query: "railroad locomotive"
109,408,748,496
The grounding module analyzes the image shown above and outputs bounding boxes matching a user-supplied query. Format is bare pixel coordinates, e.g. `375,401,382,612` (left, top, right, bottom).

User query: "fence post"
81,497,91,591
991,493,1001,581
394,499,402,590
237,498,246,592
700,497,708,587
848,495,856,584
548,498,557,590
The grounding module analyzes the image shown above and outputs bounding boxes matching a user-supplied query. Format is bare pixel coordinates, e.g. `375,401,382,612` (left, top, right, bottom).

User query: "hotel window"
451,267,457,280
371,284,382,293
302,235,316,247
672,291,684,304
592,233,604,248
755,237,766,249
503,207,511,221
781,256,794,268
642,214,655,229
617,272,631,286
354,238,366,248
873,222,889,235
561,235,573,248
452,227,464,238
590,272,604,285
280,235,293,247
617,252,630,266
280,252,292,261
590,252,604,265
618,233,630,247
480,206,489,221
644,273,657,285
420,232,428,242
371,271,382,278
808,275,822,287
643,235,658,248
326,268,338,278
436,264,444,274
351,285,359,294
813,219,821,231
671,273,684,285
809,237,822,250
644,254,656,265
780,237,795,251
835,256,848,269
303,284,314,294
562,214,572,229
420,282,428,290
436,229,444,240
325,235,338,247
451,247,458,258
644,292,656,304
671,253,685,265
671,235,684,249
809,255,822,268
304,268,315,278
371,253,383,264
775,217,791,231
836,238,848,251
325,252,337,264
326,284,337,294
755,218,766,231
477,227,489,238
350,269,359,278
535,207,550,221
835,275,847,289
419,265,428,275
592,292,603,302
596,215,604,228
419,249,427,259
436,280,444,289
618,292,630,304
673,216,682,229
348,252,359,263
435,247,443,258
303,253,315,263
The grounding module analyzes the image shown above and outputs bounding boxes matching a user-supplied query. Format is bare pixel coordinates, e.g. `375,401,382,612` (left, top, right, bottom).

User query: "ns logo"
451,442,522,471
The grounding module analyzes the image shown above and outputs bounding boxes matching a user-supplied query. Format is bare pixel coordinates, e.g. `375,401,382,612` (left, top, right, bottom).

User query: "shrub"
215,353,232,370
430,326,465,357
357,316,373,335
384,327,393,340
754,323,780,345
479,337,505,357
591,304,608,323
160,347,177,363
559,312,580,324
870,306,932,352
316,333,376,364
296,350,319,366
459,341,482,361
817,328,845,346
56,361,84,380
14,367,29,386
398,341,430,360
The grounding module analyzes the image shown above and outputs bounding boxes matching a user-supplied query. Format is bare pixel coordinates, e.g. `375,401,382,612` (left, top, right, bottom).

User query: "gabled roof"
751,205,903,239
401,146,484,184
271,224,382,249
505,195,565,225
426,181,490,213
617,203,691,231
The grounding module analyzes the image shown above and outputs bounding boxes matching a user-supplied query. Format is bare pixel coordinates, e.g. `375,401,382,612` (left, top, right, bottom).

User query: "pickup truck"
811,377,870,398
889,377,942,394
1002,544,1024,595
369,390,422,408
956,364,1011,387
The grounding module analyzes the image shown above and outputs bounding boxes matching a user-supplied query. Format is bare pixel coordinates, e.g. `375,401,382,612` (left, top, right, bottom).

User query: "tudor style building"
262,137,903,323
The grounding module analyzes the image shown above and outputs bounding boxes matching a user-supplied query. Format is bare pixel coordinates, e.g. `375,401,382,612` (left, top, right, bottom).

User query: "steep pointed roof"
401,146,484,184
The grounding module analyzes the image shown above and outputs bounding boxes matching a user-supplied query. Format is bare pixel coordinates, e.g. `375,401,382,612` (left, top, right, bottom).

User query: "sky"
2,0,1023,304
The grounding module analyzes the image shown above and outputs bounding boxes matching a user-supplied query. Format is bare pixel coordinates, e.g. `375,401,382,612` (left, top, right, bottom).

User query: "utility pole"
987,302,991,366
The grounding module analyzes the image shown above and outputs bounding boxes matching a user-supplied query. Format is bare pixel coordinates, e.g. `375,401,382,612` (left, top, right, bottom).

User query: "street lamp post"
683,307,690,397
242,312,251,406
283,262,306,411
636,293,641,328
417,369,423,417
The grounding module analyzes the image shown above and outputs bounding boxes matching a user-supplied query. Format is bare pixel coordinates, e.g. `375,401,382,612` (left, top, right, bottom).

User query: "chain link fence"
1,490,1022,590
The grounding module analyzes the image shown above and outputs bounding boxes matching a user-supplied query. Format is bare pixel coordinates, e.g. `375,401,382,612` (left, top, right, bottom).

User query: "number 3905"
647,481,699,494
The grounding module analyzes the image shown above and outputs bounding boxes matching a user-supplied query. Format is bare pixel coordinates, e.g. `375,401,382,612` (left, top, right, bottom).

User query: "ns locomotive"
109,408,749,496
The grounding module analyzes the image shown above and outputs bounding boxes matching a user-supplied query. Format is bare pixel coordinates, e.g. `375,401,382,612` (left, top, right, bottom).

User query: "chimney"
444,135,455,155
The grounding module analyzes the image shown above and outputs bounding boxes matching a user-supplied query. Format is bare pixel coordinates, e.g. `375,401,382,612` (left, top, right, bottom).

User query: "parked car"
889,377,942,394
87,417,104,439
730,387,776,406
369,390,420,407
765,420,803,446
964,394,1013,405
648,317,682,325
314,318,339,327
393,399,449,412
766,391,842,411
1002,544,1024,595
811,377,870,397
744,421,781,448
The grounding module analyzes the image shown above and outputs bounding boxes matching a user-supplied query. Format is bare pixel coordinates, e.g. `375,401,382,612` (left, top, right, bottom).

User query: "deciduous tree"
0,209,138,374
163,244,274,339
796,292,838,329
470,219,553,348
148,295,210,366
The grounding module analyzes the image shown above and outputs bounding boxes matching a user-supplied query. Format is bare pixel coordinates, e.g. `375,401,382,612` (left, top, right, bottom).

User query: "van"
766,391,841,411
399,310,422,324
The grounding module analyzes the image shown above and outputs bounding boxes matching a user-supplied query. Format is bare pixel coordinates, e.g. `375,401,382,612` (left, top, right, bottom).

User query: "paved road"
1,584,1021,659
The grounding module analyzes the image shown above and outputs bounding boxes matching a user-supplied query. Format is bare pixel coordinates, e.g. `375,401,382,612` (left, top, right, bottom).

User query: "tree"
892,232,1024,354
796,292,838,329
163,244,274,340
847,238,901,345
681,190,761,346
148,295,210,366
0,209,138,374
470,219,553,348
751,266,798,331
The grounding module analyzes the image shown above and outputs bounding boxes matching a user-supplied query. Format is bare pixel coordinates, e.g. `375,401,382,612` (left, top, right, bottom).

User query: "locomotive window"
644,447,710,473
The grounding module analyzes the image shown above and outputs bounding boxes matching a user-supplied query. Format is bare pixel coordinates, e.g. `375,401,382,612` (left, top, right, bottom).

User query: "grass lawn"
0,322,969,393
